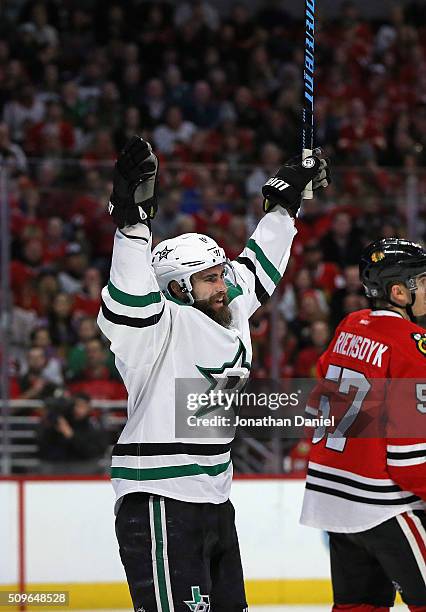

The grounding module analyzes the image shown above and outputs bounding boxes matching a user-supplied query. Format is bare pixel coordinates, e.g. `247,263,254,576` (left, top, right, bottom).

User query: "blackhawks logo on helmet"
371,251,385,263
412,333,426,356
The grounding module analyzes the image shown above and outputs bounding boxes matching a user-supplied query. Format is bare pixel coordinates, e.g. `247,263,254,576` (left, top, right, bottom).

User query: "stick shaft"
302,0,315,200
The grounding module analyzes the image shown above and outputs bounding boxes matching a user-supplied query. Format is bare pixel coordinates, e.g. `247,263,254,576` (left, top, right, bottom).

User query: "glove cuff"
262,184,300,217
109,200,151,229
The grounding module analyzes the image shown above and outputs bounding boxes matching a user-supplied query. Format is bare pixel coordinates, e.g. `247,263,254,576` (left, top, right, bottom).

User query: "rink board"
0,476,331,608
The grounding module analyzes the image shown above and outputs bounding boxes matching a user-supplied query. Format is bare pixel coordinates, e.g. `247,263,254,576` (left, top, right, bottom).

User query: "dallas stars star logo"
156,246,173,261
184,586,210,611
196,338,251,396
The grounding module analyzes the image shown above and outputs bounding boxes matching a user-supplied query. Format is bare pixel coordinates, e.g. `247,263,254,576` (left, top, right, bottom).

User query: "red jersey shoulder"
340,309,372,327
381,316,426,376
321,309,426,377
334,309,425,352
320,309,391,374
366,312,426,356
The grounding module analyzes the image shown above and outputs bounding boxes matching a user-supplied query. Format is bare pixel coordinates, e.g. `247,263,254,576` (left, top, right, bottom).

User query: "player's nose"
216,277,227,292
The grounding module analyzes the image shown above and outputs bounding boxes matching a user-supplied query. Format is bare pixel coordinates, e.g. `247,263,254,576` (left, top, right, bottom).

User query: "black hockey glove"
262,151,331,217
108,136,159,229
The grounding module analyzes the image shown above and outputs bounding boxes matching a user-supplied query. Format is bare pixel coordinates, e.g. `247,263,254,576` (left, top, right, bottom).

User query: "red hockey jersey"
300,309,426,532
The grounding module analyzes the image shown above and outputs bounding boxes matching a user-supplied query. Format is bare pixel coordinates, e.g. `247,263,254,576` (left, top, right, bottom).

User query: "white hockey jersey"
97,207,297,506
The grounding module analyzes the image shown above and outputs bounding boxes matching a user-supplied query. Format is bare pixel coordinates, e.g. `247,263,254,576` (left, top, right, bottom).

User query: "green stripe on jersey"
108,280,162,307
152,498,170,612
227,283,243,303
165,293,190,306
246,239,281,285
111,460,231,481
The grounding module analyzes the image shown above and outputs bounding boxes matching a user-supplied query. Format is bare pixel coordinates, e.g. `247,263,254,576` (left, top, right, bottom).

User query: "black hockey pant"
115,492,248,611
329,510,426,610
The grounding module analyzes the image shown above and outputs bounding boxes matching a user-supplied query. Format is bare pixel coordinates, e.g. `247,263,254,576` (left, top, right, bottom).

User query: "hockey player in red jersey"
300,238,426,610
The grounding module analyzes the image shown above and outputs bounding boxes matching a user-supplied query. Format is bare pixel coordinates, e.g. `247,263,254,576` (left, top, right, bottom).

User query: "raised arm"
233,152,331,318
97,137,170,371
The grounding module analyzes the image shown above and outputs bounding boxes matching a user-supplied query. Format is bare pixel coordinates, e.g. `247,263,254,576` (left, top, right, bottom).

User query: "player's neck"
390,306,409,320
374,305,407,320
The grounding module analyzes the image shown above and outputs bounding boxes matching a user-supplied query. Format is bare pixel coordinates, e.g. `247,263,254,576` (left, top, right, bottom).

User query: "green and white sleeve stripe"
234,207,297,313
101,280,165,328
236,238,282,305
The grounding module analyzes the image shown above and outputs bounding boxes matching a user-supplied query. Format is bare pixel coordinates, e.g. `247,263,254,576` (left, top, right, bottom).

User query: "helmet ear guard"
166,276,194,305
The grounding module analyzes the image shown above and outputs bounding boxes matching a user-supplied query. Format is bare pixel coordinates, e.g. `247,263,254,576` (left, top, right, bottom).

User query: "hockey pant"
115,492,248,611
329,510,426,609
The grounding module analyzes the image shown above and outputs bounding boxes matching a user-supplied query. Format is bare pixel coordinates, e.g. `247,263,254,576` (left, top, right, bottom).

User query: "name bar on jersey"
333,331,389,367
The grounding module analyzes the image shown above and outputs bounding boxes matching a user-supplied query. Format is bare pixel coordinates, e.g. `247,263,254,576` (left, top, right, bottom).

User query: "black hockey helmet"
360,238,426,301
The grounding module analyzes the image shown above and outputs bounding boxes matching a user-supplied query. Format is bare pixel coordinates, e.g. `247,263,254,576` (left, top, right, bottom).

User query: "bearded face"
193,291,233,328
188,264,233,328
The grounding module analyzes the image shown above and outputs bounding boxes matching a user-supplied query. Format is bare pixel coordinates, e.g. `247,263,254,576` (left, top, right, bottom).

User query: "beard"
194,292,233,328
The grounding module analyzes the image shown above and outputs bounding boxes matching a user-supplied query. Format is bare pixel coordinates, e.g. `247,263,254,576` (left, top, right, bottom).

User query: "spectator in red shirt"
192,185,231,246
263,316,298,379
289,289,330,348
294,320,331,377
68,338,117,383
27,101,75,155
222,216,247,260
280,267,316,323
82,128,117,168
42,217,67,264
70,168,105,227
11,238,45,309
73,267,102,318
67,338,126,400
337,98,386,164
303,241,343,297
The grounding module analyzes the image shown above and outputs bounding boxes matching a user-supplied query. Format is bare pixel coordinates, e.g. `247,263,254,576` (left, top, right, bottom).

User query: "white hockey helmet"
152,233,233,304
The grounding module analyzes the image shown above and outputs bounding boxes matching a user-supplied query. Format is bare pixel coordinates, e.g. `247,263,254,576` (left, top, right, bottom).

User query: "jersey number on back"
309,364,371,452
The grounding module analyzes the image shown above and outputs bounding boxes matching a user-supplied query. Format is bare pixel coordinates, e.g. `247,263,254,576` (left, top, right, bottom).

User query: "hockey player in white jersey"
99,136,330,611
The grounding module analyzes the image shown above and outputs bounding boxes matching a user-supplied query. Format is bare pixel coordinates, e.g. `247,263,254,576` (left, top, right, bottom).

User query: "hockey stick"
302,0,315,199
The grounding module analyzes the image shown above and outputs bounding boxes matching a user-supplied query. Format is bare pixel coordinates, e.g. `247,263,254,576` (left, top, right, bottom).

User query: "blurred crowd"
2,0,426,411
